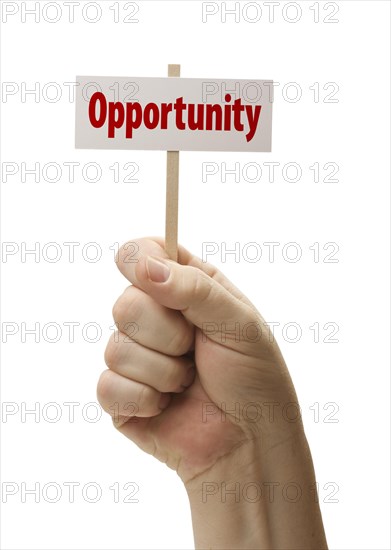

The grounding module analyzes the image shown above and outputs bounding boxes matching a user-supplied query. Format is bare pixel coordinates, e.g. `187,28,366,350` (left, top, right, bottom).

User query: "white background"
0,1,390,549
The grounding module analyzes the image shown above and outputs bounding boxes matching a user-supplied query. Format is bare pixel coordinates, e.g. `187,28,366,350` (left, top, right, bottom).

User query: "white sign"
75,76,273,152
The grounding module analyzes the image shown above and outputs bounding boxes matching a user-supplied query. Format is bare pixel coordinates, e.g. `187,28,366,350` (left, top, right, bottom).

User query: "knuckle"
117,241,140,266
104,333,121,369
190,269,214,307
96,370,113,406
160,363,182,392
112,294,127,324
112,286,143,325
165,328,192,356
138,383,157,411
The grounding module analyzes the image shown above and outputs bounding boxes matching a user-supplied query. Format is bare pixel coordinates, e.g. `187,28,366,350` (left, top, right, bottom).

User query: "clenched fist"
97,237,327,549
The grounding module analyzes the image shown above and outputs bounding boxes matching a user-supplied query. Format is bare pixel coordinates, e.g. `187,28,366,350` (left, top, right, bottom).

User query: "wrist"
185,439,270,549
184,426,327,550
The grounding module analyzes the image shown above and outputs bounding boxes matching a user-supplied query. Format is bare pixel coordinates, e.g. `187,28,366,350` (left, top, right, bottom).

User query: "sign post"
165,64,180,261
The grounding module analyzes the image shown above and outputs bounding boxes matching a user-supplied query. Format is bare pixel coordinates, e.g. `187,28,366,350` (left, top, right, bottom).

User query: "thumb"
133,255,261,355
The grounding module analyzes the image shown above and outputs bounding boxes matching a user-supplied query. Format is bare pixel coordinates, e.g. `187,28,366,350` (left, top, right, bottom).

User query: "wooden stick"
165,64,180,261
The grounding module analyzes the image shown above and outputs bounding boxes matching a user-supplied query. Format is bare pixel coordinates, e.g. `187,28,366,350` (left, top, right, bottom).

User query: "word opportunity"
89,92,261,143
76,77,273,152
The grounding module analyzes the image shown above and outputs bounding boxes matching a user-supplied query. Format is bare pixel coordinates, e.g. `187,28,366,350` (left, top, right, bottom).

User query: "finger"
112,285,194,356
97,369,171,418
116,241,261,357
117,237,255,310
104,332,196,393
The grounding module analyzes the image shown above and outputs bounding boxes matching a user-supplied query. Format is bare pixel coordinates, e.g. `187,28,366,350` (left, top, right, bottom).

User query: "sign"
75,76,273,152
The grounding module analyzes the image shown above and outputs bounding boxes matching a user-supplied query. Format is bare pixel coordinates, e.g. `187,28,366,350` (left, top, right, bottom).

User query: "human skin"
97,237,328,549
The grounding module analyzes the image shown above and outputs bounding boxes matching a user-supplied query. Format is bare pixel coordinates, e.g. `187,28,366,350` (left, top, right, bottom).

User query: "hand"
97,237,300,484
97,237,327,549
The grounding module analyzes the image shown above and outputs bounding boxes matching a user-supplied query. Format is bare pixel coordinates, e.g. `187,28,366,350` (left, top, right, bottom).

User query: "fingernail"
158,393,171,410
146,256,170,283
182,367,196,389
